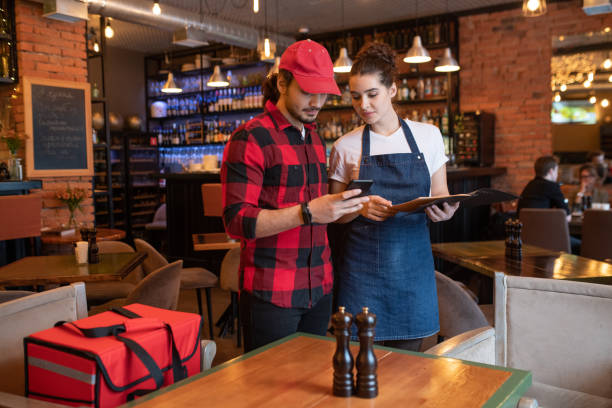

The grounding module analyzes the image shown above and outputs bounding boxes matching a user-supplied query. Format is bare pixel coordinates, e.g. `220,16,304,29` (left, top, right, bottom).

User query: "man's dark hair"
534,156,559,178
262,69,293,105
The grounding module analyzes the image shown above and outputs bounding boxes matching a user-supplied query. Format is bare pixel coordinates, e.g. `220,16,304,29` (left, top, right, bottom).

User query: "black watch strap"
301,202,312,225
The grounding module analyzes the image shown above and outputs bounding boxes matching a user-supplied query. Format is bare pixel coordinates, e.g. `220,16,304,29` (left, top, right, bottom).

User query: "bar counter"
164,167,506,270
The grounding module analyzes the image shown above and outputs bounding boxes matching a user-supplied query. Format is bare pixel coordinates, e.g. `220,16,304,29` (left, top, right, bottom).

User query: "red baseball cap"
279,39,341,96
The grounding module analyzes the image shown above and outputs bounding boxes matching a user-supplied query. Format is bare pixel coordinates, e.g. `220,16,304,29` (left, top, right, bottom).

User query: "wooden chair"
89,260,182,315
0,194,42,266
0,283,87,395
581,209,612,261
85,241,145,306
519,208,571,253
134,239,218,339
427,272,612,408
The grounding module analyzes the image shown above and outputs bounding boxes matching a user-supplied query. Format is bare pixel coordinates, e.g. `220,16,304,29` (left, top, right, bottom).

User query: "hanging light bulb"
584,80,592,88
268,56,281,77
161,72,182,94
152,0,161,15
404,36,431,63
604,58,612,69
609,74,612,82
560,84,567,92
104,18,114,39
522,0,547,17
333,48,353,73
602,98,610,108
93,39,100,53
435,48,460,72
588,72,594,82
257,36,276,62
589,96,597,104
207,66,229,87
253,0,259,13
553,92,561,102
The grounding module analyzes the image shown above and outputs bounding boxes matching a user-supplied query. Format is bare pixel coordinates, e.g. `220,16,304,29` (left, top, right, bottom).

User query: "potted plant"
0,129,23,180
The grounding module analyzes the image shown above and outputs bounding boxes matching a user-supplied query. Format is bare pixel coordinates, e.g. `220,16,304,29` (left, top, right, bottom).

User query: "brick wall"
459,1,612,194
1,0,92,228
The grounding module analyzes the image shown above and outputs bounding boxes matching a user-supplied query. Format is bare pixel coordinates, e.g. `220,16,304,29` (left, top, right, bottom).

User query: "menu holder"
391,188,518,213
23,76,93,177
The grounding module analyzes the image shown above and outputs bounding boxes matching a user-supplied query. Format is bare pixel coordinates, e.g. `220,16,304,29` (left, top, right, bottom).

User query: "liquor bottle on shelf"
424,78,432,99
416,77,425,100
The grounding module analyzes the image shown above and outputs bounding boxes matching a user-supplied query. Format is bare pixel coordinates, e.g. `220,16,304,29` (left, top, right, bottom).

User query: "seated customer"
587,150,609,185
517,155,570,222
570,164,609,210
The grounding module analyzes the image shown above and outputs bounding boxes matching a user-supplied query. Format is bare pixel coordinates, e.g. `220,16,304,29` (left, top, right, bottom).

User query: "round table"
41,228,126,254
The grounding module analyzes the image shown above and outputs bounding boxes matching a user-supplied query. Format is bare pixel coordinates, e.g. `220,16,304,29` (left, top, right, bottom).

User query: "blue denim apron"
336,119,439,340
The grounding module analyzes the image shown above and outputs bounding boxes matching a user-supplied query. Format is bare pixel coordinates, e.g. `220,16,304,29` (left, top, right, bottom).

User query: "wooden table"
0,252,146,286
41,228,126,245
192,232,240,251
121,334,530,408
432,240,612,285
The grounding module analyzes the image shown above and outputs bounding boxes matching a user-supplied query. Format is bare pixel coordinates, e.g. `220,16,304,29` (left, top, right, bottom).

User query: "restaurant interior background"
2,0,612,245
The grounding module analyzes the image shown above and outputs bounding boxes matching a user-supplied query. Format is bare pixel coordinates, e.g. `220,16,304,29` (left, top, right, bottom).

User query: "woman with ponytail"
328,42,458,351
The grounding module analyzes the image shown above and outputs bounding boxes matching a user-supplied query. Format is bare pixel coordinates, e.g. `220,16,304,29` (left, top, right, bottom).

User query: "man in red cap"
222,40,368,352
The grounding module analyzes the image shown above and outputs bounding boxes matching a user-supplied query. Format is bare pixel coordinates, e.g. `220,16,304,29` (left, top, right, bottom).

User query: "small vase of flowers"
56,186,87,229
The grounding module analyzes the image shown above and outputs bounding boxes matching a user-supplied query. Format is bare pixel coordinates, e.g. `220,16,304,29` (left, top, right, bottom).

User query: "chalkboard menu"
24,77,92,177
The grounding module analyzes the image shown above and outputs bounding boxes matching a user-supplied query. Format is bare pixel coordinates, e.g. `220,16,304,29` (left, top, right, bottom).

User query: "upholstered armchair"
426,272,612,408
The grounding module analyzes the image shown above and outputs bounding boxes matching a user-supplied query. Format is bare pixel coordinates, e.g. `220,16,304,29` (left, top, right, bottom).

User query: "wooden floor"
176,287,244,366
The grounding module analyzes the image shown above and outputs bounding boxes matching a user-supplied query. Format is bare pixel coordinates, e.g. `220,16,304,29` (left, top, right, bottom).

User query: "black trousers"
240,291,332,353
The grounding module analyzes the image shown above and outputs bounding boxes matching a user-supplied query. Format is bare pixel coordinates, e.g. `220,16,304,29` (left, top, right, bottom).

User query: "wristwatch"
301,202,312,225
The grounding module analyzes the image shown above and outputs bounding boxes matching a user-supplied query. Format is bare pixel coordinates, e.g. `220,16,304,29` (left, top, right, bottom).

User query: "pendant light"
522,0,547,17
104,18,114,39
435,1,459,72
253,0,259,13
435,48,460,72
207,66,229,87
333,0,352,73
152,0,161,15
161,72,182,93
258,1,276,62
404,0,430,64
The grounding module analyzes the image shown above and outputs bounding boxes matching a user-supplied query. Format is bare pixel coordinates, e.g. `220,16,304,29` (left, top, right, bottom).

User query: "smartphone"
345,179,374,198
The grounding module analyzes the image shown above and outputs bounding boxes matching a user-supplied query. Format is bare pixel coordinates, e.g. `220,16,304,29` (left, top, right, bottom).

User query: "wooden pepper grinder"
331,306,354,397
88,228,99,264
513,219,523,260
504,218,514,258
355,307,378,399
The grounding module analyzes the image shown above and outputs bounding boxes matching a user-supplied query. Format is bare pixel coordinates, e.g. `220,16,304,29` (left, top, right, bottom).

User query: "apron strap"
361,116,422,159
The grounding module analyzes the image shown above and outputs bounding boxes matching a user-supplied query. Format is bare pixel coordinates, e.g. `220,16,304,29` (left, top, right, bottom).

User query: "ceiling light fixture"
604,58,612,69
589,96,597,104
152,0,161,15
207,65,229,87
258,0,276,61
253,0,259,13
404,0,430,64
584,80,592,88
602,98,610,108
435,48,460,72
161,72,182,93
522,0,547,17
554,92,561,102
333,0,352,73
93,39,100,53
560,84,567,92
104,18,114,39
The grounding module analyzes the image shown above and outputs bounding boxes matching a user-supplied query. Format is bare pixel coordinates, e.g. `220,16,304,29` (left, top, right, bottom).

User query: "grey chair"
0,283,87,395
134,239,218,339
581,209,612,261
519,208,571,253
85,241,145,306
435,271,489,341
427,272,612,408
89,260,182,315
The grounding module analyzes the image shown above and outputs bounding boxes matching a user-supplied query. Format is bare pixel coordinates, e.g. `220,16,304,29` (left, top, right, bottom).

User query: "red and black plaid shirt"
221,100,333,309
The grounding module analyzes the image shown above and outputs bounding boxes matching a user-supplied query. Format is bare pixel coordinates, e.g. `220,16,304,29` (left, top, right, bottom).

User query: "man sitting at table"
517,155,571,222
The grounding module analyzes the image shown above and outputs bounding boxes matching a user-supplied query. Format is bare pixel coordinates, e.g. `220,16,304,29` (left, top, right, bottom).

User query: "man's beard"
286,103,318,124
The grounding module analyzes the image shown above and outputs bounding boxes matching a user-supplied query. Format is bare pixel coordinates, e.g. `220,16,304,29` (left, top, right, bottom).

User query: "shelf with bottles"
159,143,225,174
154,117,245,147
0,0,17,84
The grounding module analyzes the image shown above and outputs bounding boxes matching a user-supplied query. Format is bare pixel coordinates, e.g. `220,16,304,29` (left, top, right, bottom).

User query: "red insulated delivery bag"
24,303,203,408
